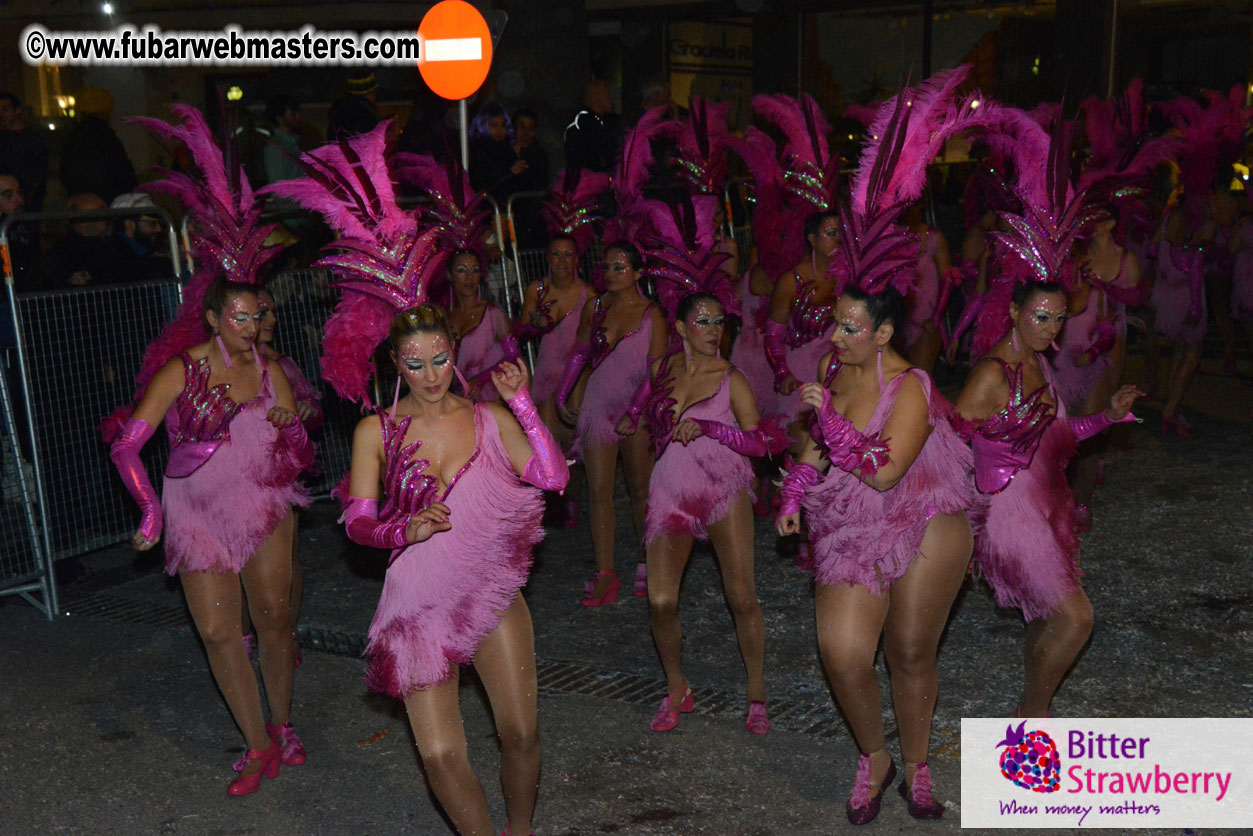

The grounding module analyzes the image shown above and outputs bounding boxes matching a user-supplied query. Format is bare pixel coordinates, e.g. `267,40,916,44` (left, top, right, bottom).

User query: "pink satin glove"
813,389,891,476
500,334,522,363
619,375,654,434
763,320,792,390
507,384,570,491
281,419,316,470
109,417,162,542
555,342,591,410
692,416,791,458
1068,410,1137,443
777,460,821,517
341,496,410,550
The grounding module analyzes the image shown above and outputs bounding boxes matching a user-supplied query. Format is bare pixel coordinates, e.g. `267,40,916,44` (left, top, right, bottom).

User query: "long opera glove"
555,342,591,409
777,459,821,517
507,384,570,491
500,334,522,363
1068,410,1137,443
109,417,162,541
813,388,891,476
280,419,316,470
619,375,653,434
692,416,791,457
341,496,411,549
763,320,792,391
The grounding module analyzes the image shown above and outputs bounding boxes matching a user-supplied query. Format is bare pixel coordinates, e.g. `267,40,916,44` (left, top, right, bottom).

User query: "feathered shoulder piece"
263,122,443,403
674,97,734,196
540,167,610,255
751,92,840,211
640,194,739,319
126,104,282,400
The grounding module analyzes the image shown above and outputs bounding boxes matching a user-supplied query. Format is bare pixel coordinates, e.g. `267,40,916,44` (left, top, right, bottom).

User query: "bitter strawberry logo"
996,721,1061,793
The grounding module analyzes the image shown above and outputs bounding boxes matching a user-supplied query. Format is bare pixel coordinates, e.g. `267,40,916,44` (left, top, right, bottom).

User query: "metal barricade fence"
0,347,55,618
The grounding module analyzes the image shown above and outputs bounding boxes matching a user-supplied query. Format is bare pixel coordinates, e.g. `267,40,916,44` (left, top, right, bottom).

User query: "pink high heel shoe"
227,741,281,797
633,561,648,597
898,762,944,819
650,686,694,732
266,720,306,766
846,753,896,825
580,570,619,607
745,700,771,735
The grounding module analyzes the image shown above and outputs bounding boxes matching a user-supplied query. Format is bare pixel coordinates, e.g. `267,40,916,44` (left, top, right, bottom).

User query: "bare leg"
881,512,972,784
240,511,296,725
180,570,270,773
582,440,621,599
1164,344,1202,422
289,514,303,631
1019,588,1094,717
619,426,655,547
815,580,892,788
646,531,695,704
706,495,766,702
404,669,495,836
1070,365,1116,509
540,399,583,510
474,594,541,836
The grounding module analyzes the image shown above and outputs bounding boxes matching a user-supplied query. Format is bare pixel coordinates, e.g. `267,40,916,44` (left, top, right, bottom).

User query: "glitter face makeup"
1014,291,1067,352
604,249,637,291
217,294,262,351
683,301,725,356
449,254,483,300
398,332,455,401
257,291,277,345
830,296,876,364
808,216,840,255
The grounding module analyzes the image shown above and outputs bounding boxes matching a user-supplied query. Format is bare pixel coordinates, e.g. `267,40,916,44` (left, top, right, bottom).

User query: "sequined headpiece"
641,194,739,320
540,167,610,256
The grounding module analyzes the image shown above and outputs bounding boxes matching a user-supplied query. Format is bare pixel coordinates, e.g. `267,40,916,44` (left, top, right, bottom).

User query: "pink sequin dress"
365,403,545,696
161,353,310,575
1231,221,1253,326
457,304,510,402
1051,269,1126,413
729,269,775,410
1152,239,1207,347
802,366,973,595
902,230,940,350
778,275,836,419
970,359,1081,622
573,297,656,457
530,282,588,404
641,358,754,544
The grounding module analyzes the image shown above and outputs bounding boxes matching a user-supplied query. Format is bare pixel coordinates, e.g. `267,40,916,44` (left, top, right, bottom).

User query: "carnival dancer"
557,241,668,605
104,105,313,796
899,200,956,373
953,112,1141,722
775,79,978,823
270,122,566,836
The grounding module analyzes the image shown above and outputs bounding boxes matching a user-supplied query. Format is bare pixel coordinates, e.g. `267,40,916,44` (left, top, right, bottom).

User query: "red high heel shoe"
1161,414,1190,439
227,741,281,797
745,700,771,735
847,753,896,825
266,720,306,766
650,686,694,732
580,570,619,607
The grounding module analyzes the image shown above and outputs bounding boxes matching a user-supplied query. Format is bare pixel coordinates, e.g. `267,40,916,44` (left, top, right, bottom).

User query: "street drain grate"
65,594,852,740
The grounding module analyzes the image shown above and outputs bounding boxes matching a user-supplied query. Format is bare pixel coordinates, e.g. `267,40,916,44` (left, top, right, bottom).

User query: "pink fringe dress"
970,359,1081,622
530,283,588,404
802,366,973,596
161,353,310,575
642,359,754,544
1231,221,1253,326
573,297,655,458
777,275,836,420
1051,272,1126,413
729,270,775,410
365,403,544,696
1152,239,1207,347
457,304,510,402
902,230,940,350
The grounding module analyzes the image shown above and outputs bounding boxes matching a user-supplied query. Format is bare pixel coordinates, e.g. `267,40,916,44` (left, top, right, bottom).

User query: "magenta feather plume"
843,103,878,128
1159,85,1252,224
393,151,492,254
540,168,610,255
615,105,682,205
727,126,808,277
752,93,839,211
674,97,734,195
641,195,739,318
320,291,398,404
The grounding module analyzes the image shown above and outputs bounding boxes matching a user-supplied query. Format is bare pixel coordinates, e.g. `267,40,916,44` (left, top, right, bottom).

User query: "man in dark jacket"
59,86,138,205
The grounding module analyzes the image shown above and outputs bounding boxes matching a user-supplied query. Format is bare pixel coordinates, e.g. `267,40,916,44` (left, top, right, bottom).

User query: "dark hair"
1011,280,1066,309
202,279,260,328
603,240,643,270
513,108,537,126
446,248,482,274
389,304,453,353
265,94,299,126
676,292,722,323
0,92,19,109
547,233,577,252
842,285,906,331
803,211,840,244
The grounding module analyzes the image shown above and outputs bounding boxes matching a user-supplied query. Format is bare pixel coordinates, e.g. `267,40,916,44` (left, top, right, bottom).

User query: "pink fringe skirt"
644,437,753,544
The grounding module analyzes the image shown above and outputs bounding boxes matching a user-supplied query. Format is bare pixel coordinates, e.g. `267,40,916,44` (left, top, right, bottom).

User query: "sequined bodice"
972,359,1060,493
643,353,732,456
786,275,836,348
377,408,479,523
169,353,248,448
589,297,652,369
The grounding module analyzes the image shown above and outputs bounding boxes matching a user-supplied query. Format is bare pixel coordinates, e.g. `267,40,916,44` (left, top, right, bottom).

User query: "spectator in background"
48,193,132,288
0,92,49,211
510,108,550,249
263,95,304,184
111,192,176,280
60,86,138,205
469,103,518,203
0,170,40,291
564,79,620,174
640,77,687,122
327,72,380,141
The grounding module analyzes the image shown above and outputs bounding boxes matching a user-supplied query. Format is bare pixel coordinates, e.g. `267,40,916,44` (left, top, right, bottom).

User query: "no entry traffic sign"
418,0,493,101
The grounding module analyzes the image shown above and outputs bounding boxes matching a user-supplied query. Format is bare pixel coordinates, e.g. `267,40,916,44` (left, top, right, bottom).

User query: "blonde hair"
388,304,453,353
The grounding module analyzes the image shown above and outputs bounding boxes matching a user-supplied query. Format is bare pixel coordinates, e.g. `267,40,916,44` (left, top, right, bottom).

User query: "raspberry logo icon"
996,721,1061,793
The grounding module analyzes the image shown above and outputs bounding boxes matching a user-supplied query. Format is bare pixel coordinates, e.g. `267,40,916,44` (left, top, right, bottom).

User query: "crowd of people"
90,63,1251,836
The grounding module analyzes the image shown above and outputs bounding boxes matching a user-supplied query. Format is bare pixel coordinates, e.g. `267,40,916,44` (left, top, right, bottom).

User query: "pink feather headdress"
673,96,734,196
1158,85,1252,224
751,92,841,212
393,151,492,270
540,167,610,256
727,124,807,279
603,105,681,244
640,194,739,320
264,122,443,404
127,105,282,402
